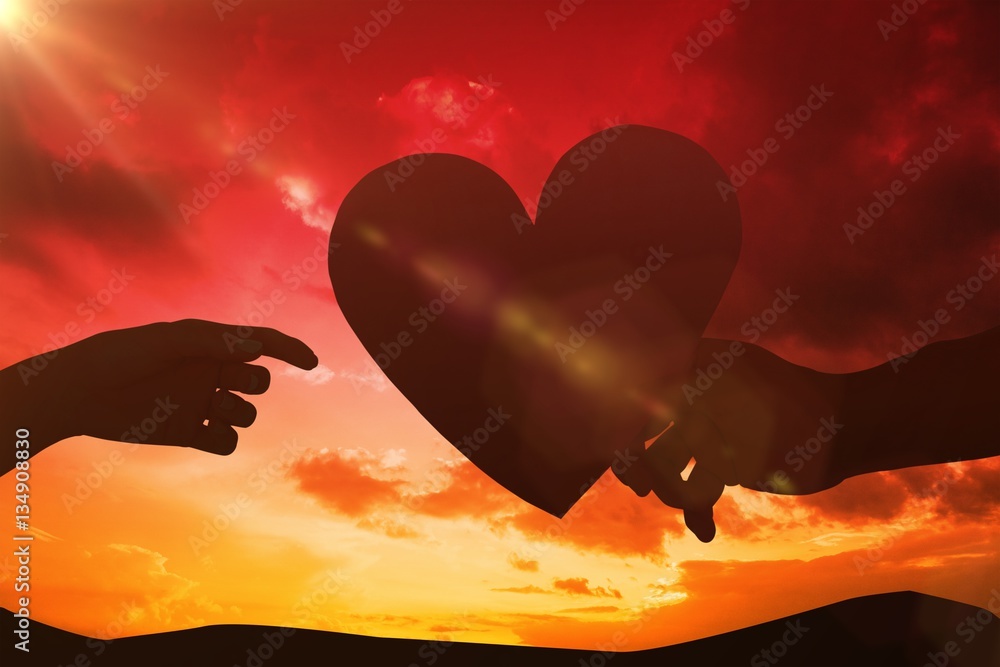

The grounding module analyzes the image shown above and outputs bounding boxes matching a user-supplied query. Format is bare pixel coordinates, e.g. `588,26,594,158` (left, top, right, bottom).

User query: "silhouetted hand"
616,328,999,542
2,319,318,470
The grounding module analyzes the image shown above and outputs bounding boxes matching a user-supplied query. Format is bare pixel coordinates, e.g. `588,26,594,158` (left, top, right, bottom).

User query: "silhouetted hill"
4,591,998,666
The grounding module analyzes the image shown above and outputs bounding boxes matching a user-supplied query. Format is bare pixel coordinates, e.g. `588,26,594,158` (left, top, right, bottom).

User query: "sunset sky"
0,0,998,651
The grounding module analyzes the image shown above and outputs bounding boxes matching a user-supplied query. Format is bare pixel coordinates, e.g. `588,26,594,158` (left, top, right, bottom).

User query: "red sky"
0,0,998,650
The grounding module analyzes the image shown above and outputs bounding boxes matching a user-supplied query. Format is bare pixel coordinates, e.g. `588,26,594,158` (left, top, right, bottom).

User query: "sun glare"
0,0,22,29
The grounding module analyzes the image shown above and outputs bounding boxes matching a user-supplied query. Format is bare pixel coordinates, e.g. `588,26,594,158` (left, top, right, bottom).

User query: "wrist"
1,356,79,451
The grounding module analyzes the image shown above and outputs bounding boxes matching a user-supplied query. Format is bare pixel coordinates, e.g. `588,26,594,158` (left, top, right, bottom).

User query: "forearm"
832,326,1000,481
0,358,75,474
692,328,998,491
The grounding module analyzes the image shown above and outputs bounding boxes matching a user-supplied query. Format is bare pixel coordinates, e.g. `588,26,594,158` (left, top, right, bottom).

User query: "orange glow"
1,0,998,651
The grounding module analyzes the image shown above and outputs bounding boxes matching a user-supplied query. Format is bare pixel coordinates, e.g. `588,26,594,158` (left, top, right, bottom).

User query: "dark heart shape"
329,126,741,517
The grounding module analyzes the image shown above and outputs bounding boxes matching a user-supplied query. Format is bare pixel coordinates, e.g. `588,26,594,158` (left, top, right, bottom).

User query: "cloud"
287,448,420,539
711,493,780,541
276,175,335,231
280,361,388,392
510,523,999,650
645,578,688,607
0,98,204,297
356,516,420,539
399,461,685,562
378,74,510,153
288,453,517,521
0,101,185,234
6,0,999,648
507,553,539,572
500,472,685,560
282,363,336,385
557,605,620,614
794,460,1000,529
552,577,622,599
43,543,226,637
288,449,998,571
294,457,685,560
333,366,389,392
405,459,520,519
796,471,912,524
490,585,552,595
96,543,196,601
491,580,624,599
379,448,407,469
657,0,1000,364
427,624,469,633
289,449,406,516
896,459,1000,520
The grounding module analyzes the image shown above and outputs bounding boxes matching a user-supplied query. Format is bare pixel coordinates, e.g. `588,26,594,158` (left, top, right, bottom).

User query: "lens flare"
0,0,21,29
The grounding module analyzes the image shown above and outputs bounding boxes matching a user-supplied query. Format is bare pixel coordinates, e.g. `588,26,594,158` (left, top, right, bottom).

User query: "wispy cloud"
490,585,552,595
282,363,335,385
335,366,389,392
276,175,335,231
508,553,539,572
552,577,622,598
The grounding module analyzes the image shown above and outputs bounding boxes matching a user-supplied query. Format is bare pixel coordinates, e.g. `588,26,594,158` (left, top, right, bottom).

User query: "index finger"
161,319,318,370
242,326,319,370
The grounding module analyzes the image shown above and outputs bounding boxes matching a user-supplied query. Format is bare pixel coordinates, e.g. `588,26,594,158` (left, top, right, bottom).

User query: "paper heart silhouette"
329,126,741,517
